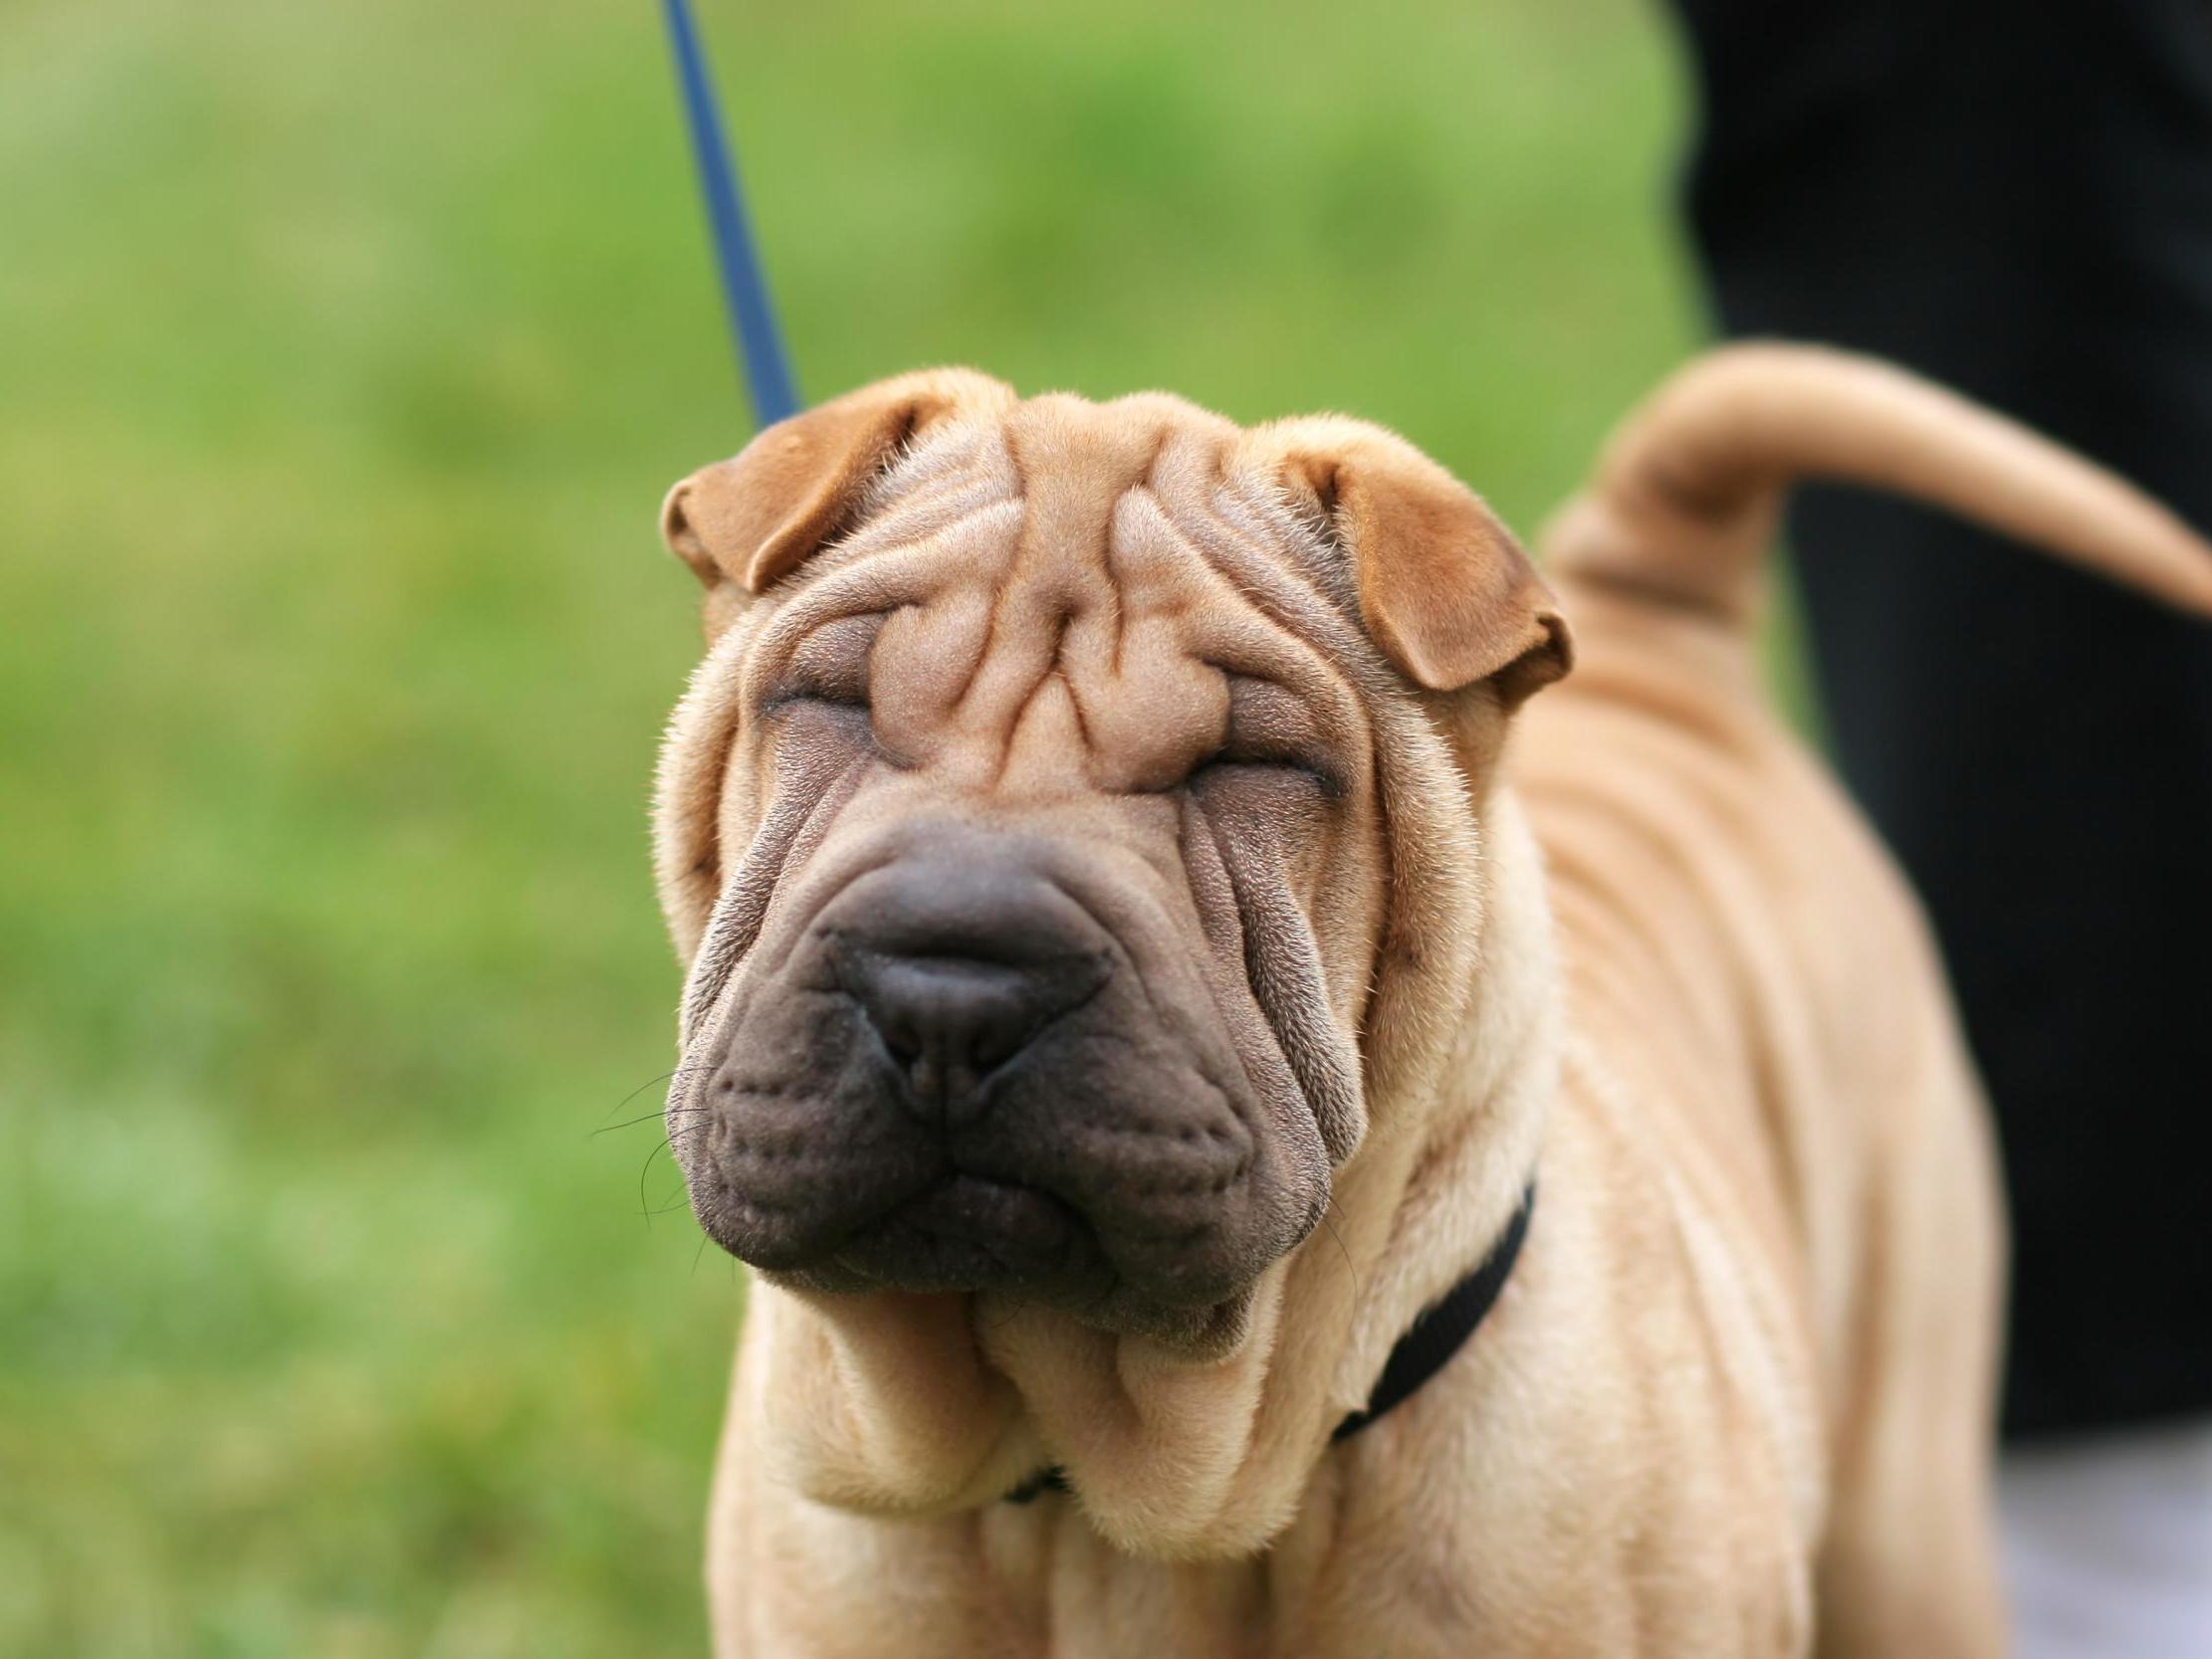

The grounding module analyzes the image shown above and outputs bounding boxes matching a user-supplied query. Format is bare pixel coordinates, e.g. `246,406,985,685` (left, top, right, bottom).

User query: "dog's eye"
1195,677,1345,798
764,613,882,714
1196,745,1343,796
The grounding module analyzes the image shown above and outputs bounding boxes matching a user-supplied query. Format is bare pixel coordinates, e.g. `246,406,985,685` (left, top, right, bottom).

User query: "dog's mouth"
825,1173,1113,1297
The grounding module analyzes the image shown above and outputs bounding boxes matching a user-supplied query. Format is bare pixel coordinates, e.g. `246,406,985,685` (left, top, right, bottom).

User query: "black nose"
825,858,1109,1122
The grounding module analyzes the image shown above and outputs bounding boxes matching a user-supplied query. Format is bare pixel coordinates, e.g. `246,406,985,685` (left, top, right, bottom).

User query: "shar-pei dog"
646,344,2212,1658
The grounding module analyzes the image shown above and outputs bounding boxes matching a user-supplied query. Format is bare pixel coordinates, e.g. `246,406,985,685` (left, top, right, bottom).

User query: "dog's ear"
660,368,1011,618
1256,418,1573,707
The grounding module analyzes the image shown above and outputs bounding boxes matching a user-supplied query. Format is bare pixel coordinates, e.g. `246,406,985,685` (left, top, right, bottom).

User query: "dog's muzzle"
670,826,1321,1321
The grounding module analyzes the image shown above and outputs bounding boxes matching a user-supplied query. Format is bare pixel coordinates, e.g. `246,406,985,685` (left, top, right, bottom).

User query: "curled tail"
1542,341,2212,622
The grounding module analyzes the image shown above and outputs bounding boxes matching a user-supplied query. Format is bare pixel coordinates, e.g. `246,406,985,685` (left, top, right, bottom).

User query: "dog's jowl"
648,349,2212,1658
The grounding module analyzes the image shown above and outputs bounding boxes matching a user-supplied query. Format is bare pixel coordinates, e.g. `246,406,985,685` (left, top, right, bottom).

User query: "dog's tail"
1541,341,2212,622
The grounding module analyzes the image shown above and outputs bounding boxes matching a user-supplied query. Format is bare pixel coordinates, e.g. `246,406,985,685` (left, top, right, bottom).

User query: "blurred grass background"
0,0,1704,1651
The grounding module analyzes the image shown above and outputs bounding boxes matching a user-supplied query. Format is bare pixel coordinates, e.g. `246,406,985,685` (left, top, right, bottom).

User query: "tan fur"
649,344,2212,1657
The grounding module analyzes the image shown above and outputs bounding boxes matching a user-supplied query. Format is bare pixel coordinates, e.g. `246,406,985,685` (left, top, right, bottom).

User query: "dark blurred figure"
1670,1,2212,1651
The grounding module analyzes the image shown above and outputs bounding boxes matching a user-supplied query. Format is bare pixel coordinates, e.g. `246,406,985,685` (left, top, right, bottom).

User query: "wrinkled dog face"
653,371,1568,1343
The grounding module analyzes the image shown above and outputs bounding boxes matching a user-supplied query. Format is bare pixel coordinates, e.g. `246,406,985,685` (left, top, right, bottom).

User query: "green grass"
0,0,1701,1650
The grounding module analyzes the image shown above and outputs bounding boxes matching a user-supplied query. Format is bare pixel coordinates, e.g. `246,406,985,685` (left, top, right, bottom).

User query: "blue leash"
661,0,801,426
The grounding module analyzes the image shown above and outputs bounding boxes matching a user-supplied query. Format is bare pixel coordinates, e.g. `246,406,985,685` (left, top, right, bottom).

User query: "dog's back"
1512,344,2212,1654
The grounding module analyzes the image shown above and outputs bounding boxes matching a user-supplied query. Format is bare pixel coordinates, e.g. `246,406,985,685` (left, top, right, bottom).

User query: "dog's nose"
838,951,1091,1107
826,857,1110,1122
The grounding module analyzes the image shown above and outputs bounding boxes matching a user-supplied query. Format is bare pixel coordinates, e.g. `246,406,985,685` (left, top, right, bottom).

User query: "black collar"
1003,1182,1535,1504
1330,1180,1535,1442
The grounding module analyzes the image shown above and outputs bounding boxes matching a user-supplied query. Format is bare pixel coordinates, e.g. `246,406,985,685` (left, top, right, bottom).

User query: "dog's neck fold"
741,783,1562,1559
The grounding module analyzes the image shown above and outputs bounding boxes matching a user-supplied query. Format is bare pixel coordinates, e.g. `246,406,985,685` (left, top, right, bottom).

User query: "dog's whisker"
594,1102,716,1137
590,1065,719,1136
594,1068,680,1123
1319,1202,1360,1304
638,1140,672,1226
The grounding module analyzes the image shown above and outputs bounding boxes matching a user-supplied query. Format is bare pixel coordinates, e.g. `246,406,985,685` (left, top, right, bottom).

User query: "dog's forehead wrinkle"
1233,471,1364,622
832,402,1358,653
753,395,1409,810
807,451,1021,593
866,413,1014,509
836,394,1356,661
